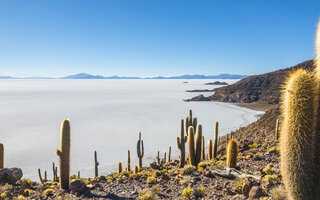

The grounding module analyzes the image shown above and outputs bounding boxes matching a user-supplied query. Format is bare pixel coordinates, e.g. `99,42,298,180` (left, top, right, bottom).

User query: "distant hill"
188,60,315,105
0,73,247,79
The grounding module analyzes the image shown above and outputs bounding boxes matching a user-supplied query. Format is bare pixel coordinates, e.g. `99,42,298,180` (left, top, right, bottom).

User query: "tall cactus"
213,122,219,159
177,119,187,168
226,139,238,168
127,150,131,172
163,152,166,164
208,138,213,160
0,143,4,169
156,151,160,165
94,151,99,177
52,162,58,182
168,146,171,162
188,126,196,166
280,69,316,200
315,20,320,198
137,132,144,168
195,124,202,165
201,136,205,160
38,168,44,183
56,119,70,190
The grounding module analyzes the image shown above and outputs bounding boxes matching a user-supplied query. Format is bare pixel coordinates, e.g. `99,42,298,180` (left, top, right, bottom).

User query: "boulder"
249,186,264,199
70,180,87,194
0,168,23,184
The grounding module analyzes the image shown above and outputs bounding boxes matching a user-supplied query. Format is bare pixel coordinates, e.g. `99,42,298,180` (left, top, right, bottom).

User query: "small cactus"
201,136,205,160
213,122,219,159
188,126,196,166
127,150,131,172
134,165,139,173
208,138,213,160
0,143,4,169
177,119,187,168
226,139,238,168
118,162,123,174
56,119,70,190
156,151,160,165
137,132,144,168
94,151,99,177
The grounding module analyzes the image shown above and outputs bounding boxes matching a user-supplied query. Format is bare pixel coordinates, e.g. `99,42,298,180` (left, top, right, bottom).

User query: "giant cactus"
226,139,238,168
0,143,4,169
56,119,70,190
137,132,144,168
213,122,219,159
177,119,187,168
280,69,316,200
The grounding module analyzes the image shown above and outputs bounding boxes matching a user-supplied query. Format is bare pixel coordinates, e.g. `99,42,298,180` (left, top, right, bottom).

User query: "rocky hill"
189,60,315,105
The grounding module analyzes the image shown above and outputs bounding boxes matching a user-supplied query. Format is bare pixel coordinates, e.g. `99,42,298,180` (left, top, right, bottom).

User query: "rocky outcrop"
190,60,315,104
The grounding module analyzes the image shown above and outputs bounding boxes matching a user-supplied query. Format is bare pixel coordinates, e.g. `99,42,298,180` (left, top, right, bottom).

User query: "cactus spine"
195,124,202,165
168,146,171,162
226,139,238,168
208,138,213,160
0,143,4,169
56,119,70,190
201,136,205,160
136,132,144,168
188,126,196,166
94,151,99,177
118,162,122,174
213,122,219,159
127,150,131,172
177,119,187,168
275,119,279,141
280,69,316,200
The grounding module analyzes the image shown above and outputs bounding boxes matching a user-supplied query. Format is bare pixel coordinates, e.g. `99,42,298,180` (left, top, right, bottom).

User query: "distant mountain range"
0,73,247,80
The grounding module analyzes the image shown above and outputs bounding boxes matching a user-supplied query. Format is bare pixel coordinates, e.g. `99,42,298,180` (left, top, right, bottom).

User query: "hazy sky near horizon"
0,0,320,77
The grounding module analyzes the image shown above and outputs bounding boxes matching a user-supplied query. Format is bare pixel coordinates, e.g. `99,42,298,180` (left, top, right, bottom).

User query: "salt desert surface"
0,79,264,179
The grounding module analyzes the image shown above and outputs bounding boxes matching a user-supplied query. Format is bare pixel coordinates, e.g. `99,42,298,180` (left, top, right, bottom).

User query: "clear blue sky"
0,0,320,77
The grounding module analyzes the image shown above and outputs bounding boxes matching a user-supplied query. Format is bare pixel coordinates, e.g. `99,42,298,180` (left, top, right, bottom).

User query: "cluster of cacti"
94,151,99,177
137,132,144,168
38,168,47,183
177,119,187,168
0,143,4,169
56,119,71,190
188,124,203,166
118,162,122,174
226,139,238,168
52,162,58,182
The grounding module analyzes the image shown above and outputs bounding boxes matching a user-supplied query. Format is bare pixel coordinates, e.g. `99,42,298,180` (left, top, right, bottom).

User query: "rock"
150,162,160,170
249,186,264,199
0,168,23,184
70,180,87,194
242,179,251,198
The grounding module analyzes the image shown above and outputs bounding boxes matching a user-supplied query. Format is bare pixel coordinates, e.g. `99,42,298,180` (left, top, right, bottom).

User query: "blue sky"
0,0,320,77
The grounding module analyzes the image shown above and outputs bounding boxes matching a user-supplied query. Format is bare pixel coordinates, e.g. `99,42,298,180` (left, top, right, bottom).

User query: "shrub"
0,192,6,200
270,185,287,200
18,179,33,188
193,186,206,197
43,188,54,196
263,164,275,175
138,188,157,200
17,195,26,200
24,189,31,196
234,179,244,191
181,165,196,175
182,187,193,199
147,176,156,184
